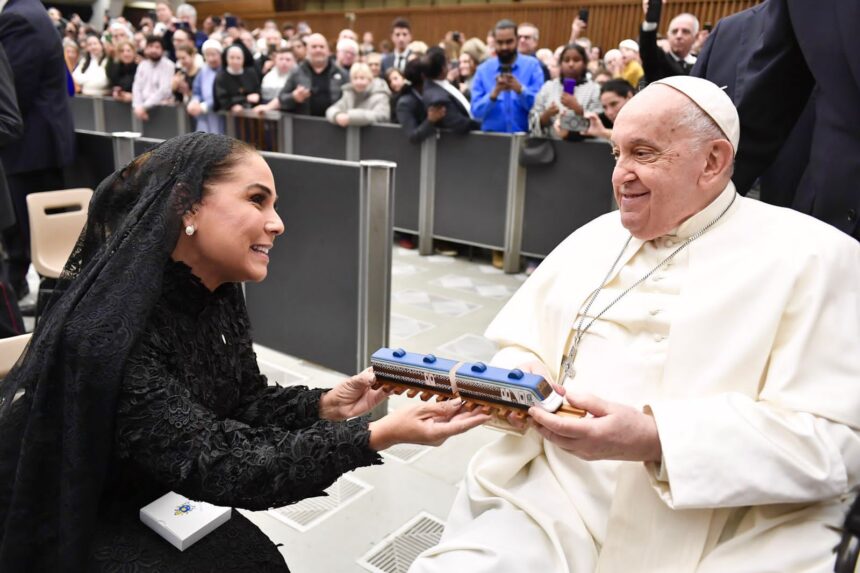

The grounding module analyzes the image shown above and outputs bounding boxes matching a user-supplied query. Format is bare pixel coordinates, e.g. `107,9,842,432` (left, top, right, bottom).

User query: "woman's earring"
185,225,196,236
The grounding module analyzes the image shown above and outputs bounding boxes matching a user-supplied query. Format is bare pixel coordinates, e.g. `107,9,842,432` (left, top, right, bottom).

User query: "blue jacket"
471,54,544,133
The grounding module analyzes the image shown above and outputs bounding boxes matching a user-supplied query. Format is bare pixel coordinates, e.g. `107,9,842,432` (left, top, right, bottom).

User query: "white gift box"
139,491,232,551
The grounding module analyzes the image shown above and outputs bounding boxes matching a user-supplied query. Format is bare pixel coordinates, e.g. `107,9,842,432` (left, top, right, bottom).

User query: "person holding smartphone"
528,43,601,140
470,19,544,133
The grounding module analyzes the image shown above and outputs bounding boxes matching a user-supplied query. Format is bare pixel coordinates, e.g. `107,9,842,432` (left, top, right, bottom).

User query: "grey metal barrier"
69,97,617,271
521,139,616,258
73,129,394,389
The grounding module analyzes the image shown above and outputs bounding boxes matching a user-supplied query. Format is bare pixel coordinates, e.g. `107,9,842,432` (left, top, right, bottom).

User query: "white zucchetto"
651,76,740,155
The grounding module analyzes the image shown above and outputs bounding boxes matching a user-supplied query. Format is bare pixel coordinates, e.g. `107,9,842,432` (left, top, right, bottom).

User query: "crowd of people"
52,2,712,141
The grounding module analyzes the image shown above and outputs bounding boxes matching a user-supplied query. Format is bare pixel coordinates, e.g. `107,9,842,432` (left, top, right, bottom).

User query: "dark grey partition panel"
70,96,96,131
103,98,134,132
140,106,183,140
360,124,420,232
65,130,116,188
521,140,615,257
433,131,510,247
290,115,347,160
245,156,362,375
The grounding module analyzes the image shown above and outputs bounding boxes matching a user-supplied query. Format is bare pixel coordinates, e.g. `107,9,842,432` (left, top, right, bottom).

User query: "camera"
499,63,512,75
560,113,590,133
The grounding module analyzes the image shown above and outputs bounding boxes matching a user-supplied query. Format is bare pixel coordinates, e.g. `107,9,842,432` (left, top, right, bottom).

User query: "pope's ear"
702,139,734,183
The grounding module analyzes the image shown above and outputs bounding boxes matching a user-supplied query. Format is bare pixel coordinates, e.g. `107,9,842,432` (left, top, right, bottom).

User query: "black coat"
0,43,22,232
0,0,74,176
693,0,859,239
639,26,694,84
214,68,260,111
421,81,479,133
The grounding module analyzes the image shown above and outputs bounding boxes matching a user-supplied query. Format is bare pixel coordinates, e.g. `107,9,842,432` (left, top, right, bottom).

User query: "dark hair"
392,17,411,31
402,58,424,91
144,34,163,47
601,78,635,98
275,46,294,56
494,19,517,35
559,43,588,81
424,46,447,80
80,32,106,73
202,139,256,195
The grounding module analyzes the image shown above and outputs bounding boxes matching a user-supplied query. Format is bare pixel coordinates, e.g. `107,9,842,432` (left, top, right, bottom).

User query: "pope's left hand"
319,368,390,421
529,386,662,462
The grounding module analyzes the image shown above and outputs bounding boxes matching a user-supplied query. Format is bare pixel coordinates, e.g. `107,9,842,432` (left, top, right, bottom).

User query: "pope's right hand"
368,401,490,451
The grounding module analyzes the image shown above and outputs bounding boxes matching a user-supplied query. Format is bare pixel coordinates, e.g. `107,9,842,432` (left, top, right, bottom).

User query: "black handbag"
518,137,556,167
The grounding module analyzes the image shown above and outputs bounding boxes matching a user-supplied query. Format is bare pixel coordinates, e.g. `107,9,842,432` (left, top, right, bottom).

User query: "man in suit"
639,0,698,84
693,0,859,240
381,17,412,75
0,0,75,299
420,47,478,135
0,41,23,337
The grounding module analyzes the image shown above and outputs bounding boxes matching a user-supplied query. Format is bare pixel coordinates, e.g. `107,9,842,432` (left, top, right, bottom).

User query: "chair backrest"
0,333,32,379
27,188,93,278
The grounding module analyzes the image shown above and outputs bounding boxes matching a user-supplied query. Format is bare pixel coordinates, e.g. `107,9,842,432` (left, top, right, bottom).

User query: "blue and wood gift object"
371,348,585,421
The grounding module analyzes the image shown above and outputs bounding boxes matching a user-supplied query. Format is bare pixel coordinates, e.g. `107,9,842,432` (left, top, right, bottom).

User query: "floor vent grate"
267,474,371,532
358,512,446,573
381,443,430,464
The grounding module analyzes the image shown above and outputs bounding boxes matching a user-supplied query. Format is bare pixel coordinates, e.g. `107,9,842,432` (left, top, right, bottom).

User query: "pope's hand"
318,368,389,421
530,387,663,462
368,401,491,451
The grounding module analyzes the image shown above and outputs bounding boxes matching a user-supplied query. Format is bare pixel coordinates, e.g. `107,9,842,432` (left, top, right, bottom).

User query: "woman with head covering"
0,133,489,571
214,44,261,113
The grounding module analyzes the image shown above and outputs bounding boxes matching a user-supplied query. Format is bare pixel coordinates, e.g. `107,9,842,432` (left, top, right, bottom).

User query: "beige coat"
411,184,860,573
325,78,390,126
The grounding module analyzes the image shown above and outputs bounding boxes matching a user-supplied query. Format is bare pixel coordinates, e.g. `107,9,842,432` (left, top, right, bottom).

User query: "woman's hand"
335,112,350,127
230,103,244,113
540,101,560,126
560,92,584,115
427,104,447,124
247,93,260,104
368,400,491,451
319,368,389,421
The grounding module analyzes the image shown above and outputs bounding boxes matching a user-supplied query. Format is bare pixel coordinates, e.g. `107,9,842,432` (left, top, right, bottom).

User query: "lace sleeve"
231,331,328,429
115,349,382,511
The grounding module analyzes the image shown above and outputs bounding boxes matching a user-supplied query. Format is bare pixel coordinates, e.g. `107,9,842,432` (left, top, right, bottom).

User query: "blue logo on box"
174,501,195,516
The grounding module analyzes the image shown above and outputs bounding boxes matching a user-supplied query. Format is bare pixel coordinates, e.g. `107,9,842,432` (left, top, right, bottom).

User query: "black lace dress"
87,261,382,571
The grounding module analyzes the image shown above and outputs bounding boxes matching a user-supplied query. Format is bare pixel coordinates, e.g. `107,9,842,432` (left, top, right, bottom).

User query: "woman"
529,43,602,140
63,37,80,75
72,33,110,96
107,40,138,103
326,62,390,127
384,66,406,123
173,45,201,103
215,44,261,113
0,133,488,571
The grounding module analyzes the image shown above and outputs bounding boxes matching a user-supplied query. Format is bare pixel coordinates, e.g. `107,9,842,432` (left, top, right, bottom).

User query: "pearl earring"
185,225,195,236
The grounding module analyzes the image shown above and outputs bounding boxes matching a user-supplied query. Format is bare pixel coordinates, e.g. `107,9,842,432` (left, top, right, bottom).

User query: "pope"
409,76,860,573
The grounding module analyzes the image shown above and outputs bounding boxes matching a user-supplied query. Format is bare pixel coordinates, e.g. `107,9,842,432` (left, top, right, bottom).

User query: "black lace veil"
0,132,244,570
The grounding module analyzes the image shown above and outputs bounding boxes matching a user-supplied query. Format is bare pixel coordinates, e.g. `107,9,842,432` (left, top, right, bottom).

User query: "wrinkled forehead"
613,85,688,142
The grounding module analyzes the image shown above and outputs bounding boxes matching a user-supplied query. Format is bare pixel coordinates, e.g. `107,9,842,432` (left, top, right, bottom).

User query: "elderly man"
640,1,698,83
409,76,860,573
269,33,346,117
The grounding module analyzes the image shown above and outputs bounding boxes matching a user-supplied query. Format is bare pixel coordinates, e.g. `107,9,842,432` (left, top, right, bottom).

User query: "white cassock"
410,183,860,573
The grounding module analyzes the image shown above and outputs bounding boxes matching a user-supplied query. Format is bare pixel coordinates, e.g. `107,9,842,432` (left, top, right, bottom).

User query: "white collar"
670,181,737,240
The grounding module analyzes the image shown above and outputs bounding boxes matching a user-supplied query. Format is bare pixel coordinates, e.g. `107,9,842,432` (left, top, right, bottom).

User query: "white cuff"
642,21,658,32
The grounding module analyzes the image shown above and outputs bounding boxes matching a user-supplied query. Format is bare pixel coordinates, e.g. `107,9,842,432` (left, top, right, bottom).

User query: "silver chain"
562,193,736,380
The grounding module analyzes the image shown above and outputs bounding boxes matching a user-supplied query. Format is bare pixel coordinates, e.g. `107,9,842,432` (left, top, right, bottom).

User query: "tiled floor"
244,246,526,573
18,245,526,572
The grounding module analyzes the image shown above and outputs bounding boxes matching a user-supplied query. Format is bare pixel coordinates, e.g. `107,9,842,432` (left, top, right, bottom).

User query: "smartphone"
579,9,589,24
563,78,576,95
645,0,663,24
176,21,191,31
560,113,590,133
703,22,713,32
499,63,512,75
225,15,238,29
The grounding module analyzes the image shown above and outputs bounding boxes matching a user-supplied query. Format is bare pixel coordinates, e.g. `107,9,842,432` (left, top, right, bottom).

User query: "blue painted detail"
423,354,437,364
508,368,524,380
471,362,487,373
371,348,458,376
393,348,406,358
